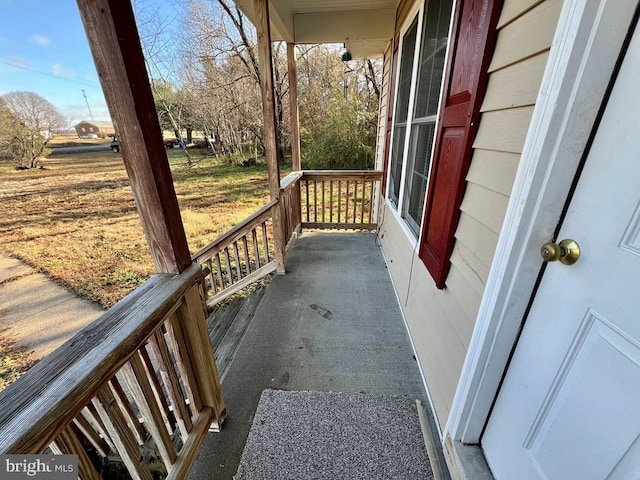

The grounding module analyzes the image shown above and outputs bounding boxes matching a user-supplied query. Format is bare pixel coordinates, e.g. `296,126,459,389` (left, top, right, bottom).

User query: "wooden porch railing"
0,264,225,480
279,171,303,253
193,170,382,306
300,171,382,230
0,170,382,480
192,200,278,308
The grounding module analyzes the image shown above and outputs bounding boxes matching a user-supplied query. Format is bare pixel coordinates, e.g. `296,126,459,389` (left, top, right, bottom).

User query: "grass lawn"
0,329,38,390
46,133,112,148
0,149,289,308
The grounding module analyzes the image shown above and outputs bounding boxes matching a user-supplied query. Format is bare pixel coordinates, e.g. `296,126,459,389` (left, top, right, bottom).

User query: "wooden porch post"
255,0,286,274
76,0,190,275
287,43,301,171
77,0,226,432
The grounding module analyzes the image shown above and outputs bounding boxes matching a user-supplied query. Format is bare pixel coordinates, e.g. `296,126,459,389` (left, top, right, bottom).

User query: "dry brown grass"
47,134,112,148
0,150,288,308
0,329,38,391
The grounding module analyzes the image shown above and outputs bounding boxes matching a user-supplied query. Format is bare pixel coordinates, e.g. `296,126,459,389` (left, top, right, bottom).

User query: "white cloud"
31,34,50,47
52,63,75,77
7,57,28,68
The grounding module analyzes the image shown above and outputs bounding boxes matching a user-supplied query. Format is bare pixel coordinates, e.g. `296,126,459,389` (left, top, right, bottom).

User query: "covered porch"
0,229,442,479
191,231,432,479
0,0,445,478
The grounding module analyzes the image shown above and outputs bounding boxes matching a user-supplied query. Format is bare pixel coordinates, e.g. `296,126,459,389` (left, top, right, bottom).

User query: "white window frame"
385,0,453,242
386,1,425,244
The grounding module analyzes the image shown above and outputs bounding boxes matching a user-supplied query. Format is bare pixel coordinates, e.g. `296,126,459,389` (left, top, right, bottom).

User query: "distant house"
74,120,115,138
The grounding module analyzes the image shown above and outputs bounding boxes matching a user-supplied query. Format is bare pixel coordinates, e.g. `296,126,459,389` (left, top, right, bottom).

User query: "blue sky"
0,0,109,126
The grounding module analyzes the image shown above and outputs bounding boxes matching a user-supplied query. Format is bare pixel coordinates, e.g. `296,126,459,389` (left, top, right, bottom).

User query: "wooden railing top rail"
280,171,303,192
300,170,383,182
0,264,202,454
192,199,278,264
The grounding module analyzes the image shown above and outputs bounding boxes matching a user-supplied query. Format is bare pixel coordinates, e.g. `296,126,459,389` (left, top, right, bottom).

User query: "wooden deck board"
207,285,268,381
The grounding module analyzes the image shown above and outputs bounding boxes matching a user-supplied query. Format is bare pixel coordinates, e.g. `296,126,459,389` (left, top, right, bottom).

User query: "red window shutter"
381,39,399,196
419,0,503,289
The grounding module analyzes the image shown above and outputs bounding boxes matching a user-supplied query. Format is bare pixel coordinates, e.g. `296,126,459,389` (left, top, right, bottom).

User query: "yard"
0,149,286,308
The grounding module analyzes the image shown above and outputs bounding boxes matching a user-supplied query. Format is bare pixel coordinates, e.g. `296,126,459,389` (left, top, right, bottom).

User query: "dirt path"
0,255,104,359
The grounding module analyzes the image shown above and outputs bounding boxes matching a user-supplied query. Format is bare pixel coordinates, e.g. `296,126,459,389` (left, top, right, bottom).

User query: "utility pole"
82,90,94,120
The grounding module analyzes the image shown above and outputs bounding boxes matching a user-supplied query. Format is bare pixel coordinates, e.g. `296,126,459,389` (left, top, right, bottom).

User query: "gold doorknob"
540,239,580,265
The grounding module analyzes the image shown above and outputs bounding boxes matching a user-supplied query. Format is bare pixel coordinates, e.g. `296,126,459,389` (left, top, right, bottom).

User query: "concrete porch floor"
189,232,431,479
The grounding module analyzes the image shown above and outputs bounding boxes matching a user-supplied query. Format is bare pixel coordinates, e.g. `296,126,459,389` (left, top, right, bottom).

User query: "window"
388,17,418,208
418,0,502,288
387,0,453,236
403,0,452,234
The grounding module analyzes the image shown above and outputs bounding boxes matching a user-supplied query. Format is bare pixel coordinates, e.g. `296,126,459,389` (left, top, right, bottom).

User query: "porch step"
206,285,268,381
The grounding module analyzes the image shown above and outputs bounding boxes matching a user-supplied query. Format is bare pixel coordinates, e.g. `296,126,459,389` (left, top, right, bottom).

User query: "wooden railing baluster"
313,181,317,222
360,182,368,223
305,180,310,222
164,314,200,417
207,259,217,294
191,201,278,306
233,241,242,280
353,180,358,223
252,228,261,268
83,404,117,451
50,425,101,480
224,248,234,287
93,385,155,480
215,254,224,289
138,346,177,436
329,181,334,223
73,414,110,457
321,180,325,223
121,354,177,468
345,181,350,223
262,222,270,263
367,181,376,223
242,236,251,274
109,376,146,446
148,331,193,433
338,181,342,223
278,172,302,257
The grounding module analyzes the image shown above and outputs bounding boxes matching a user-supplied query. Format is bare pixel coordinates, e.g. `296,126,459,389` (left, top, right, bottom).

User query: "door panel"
482,23,640,480
524,310,640,479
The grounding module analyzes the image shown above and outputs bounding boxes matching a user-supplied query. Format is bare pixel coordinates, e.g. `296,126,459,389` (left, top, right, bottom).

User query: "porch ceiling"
234,0,398,57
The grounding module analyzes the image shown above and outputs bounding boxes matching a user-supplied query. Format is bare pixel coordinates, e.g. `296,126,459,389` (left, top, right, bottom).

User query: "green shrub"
301,95,377,170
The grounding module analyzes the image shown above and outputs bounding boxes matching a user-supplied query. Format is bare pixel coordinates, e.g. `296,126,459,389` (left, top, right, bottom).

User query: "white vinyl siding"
374,44,392,173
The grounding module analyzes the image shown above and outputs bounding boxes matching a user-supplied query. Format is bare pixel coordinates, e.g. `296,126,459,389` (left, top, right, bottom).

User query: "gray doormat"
235,389,433,480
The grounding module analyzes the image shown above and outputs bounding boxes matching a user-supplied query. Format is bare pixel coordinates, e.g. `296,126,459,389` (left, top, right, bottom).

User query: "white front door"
481,25,640,480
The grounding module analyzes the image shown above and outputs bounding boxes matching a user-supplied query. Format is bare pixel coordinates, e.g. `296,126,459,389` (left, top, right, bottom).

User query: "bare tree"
0,99,29,166
1,92,66,168
133,1,382,169
179,0,265,158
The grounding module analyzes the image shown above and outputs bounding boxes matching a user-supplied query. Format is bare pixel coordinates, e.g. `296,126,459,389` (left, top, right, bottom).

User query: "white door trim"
445,0,640,444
